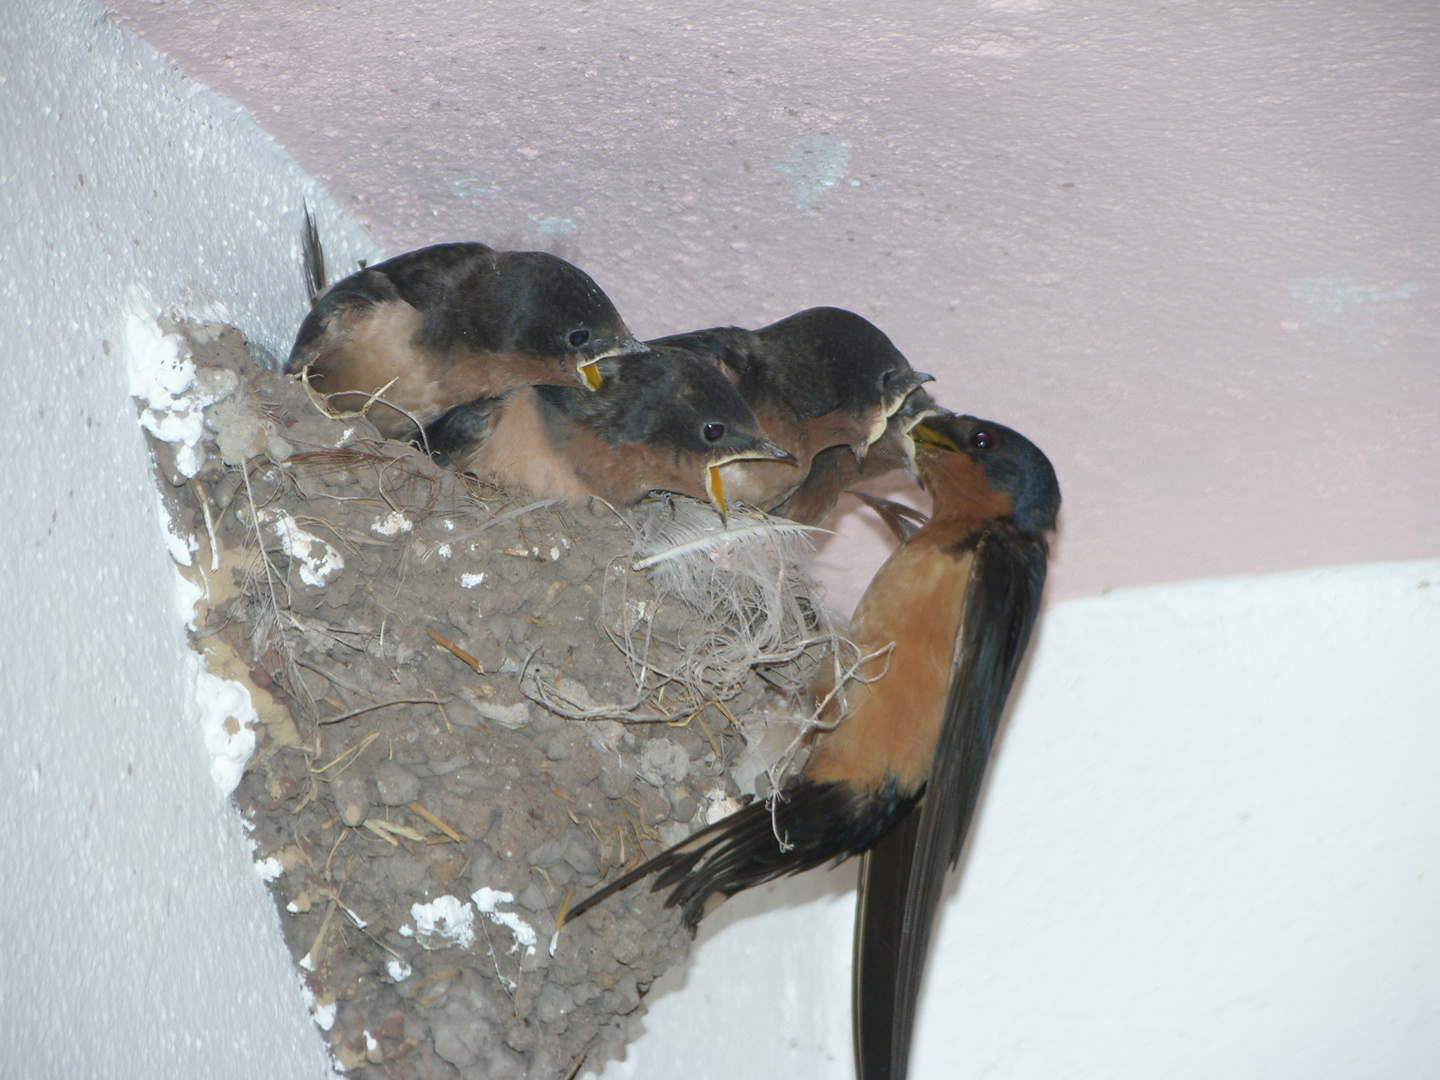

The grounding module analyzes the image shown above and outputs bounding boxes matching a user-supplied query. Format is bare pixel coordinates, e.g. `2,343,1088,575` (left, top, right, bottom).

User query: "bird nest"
139,316,861,1078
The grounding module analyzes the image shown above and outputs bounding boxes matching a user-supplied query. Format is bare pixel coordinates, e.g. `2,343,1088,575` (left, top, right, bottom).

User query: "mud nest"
142,319,857,1078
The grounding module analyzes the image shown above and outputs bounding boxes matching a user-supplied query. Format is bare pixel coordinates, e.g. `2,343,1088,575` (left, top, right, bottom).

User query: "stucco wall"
0,4,375,1076
2,3,1436,1078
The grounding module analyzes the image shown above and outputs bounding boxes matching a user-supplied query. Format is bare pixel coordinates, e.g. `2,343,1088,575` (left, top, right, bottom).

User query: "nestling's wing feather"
853,523,1049,1080
421,394,508,466
301,204,326,305
851,492,929,544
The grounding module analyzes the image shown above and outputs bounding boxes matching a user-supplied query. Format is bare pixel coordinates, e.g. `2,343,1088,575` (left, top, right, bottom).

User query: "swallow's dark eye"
882,369,896,386
969,430,993,449
703,423,725,442
568,329,590,348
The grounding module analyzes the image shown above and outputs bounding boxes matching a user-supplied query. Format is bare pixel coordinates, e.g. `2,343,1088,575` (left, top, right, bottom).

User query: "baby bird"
770,387,940,526
288,223,646,438
651,308,932,511
421,346,794,515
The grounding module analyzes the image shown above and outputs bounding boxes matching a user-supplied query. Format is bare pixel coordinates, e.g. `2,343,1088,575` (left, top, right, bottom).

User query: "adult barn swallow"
421,346,794,513
562,413,1058,1080
287,232,645,439
650,308,932,511
771,389,940,526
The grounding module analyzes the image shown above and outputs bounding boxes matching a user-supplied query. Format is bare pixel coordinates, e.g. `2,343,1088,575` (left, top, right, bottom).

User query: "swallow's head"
910,412,1060,534
487,250,648,389
758,307,932,453
577,348,795,517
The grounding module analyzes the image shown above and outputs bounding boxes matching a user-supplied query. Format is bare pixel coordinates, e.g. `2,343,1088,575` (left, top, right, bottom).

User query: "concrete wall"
0,4,375,1076
2,2,1436,1078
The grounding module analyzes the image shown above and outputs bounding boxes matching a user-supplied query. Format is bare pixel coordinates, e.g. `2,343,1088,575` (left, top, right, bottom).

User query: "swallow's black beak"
755,438,798,464
884,370,935,414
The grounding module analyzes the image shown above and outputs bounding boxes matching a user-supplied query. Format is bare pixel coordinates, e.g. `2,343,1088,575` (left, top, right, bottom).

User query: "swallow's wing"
852,525,1049,1080
565,780,916,930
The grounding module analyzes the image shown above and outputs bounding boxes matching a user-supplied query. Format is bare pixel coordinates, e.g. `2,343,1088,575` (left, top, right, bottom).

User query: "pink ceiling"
108,0,1440,609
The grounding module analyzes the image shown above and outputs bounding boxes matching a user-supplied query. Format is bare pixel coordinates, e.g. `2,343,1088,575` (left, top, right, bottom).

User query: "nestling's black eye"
568,329,590,348
703,423,725,442
969,429,993,449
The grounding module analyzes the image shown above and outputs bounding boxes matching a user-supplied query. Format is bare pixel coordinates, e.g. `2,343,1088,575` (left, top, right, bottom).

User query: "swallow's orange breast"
806,538,974,794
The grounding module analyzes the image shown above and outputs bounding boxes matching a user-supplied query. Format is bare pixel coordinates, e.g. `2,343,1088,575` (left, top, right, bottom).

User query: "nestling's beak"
898,408,948,475
884,370,935,416
576,339,650,391
706,465,728,522
577,360,604,390
753,438,798,464
705,440,797,522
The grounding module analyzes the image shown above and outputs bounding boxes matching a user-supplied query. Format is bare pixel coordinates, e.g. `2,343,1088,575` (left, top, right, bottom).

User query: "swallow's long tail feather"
565,780,919,930
852,807,924,1080
852,527,1050,1080
302,203,327,305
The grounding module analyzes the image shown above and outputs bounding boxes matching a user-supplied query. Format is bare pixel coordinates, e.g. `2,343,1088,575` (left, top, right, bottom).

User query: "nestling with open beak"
650,307,933,511
420,345,795,516
770,387,941,526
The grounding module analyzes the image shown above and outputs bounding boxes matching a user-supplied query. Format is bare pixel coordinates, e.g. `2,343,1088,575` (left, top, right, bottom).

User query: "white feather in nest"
629,499,834,690
522,498,864,790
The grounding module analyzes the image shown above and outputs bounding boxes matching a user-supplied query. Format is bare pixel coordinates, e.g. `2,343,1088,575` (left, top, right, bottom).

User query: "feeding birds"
560,410,1059,1080
284,215,1061,1077
421,345,794,515
652,308,933,513
287,213,646,439
771,387,941,526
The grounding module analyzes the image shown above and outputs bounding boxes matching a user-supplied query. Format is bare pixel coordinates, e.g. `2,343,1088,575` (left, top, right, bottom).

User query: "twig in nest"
298,364,434,459
407,801,464,842
426,627,483,673
365,819,425,844
192,477,220,573
452,499,561,544
312,730,381,775
317,696,449,726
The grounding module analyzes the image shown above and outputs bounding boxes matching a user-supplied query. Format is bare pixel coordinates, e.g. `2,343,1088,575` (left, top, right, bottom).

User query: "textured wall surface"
0,3,375,1076
107,0,1440,611
603,560,1440,1079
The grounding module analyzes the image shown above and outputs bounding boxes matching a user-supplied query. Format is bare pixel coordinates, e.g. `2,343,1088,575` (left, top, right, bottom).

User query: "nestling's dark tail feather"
302,203,327,304
564,781,919,930
852,807,925,1080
